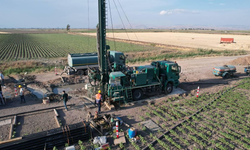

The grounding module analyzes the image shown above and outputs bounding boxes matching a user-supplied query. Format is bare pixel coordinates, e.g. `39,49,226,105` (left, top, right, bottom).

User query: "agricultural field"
82,32,250,51
0,34,154,61
122,78,250,150
0,32,248,64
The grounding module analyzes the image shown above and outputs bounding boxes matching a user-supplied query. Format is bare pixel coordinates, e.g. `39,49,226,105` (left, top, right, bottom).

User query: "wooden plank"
141,120,162,132
54,109,59,117
0,119,12,126
0,104,75,119
60,76,65,83
104,101,112,110
9,124,13,140
90,123,103,135
0,137,22,145
13,116,17,125
114,132,126,145
54,116,61,127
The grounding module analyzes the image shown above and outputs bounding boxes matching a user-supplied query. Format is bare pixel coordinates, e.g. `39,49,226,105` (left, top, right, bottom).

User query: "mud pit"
0,54,249,149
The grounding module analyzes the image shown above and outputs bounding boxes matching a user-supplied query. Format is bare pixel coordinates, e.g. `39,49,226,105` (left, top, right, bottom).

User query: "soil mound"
230,56,250,65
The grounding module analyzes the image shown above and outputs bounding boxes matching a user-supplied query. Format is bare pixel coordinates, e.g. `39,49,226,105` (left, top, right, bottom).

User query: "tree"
66,24,70,31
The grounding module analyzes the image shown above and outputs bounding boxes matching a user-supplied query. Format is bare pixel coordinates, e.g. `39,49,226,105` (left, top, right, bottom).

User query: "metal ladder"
124,88,133,104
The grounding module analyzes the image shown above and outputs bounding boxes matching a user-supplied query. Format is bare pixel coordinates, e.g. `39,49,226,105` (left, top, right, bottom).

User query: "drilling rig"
86,0,181,106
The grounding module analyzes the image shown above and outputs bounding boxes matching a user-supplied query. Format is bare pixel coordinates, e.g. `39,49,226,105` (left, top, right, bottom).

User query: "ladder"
124,88,133,104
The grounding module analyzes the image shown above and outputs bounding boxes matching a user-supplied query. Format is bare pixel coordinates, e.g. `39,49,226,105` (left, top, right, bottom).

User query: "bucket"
128,127,137,139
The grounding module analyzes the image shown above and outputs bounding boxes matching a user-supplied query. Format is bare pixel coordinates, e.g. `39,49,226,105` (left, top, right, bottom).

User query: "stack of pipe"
0,121,91,150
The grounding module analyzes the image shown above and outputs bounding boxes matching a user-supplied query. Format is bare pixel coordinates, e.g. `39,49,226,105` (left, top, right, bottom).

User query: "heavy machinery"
63,53,98,75
63,51,126,75
213,65,236,79
86,0,181,105
244,65,250,76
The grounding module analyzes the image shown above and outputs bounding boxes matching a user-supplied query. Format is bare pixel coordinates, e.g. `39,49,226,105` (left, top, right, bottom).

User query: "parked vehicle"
244,66,250,76
213,65,236,79
63,53,98,75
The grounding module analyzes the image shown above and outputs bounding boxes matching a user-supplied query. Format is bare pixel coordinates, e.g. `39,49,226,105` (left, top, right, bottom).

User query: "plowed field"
82,32,250,51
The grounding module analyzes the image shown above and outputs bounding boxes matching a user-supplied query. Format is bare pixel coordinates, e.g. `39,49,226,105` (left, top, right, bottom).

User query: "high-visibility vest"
20,88,24,96
96,93,101,103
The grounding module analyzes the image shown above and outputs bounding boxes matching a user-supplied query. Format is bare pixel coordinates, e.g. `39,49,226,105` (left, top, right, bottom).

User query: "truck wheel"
223,73,230,79
165,83,173,94
77,70,84,76
84,70,88,75
133,89,143,101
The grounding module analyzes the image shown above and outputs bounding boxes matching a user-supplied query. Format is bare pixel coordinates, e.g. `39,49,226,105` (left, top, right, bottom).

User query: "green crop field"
0,34,154,61
126,78,250,150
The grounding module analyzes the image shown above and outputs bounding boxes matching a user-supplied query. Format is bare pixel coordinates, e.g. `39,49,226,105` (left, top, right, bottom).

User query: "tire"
84,70,88,75
77,70,84,76
223,73,230,79
133,89,143,101
165,83,173,94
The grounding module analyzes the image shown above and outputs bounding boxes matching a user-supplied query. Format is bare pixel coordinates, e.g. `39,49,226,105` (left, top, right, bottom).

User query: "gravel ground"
0,124,10,141
15,111,57,137
0,55,249,149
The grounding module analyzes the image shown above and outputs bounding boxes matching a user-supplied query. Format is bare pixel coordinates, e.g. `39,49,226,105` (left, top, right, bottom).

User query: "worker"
19,85,26,104
0,71,4,86
0,90,5,105
62,90,68,111
95,90,102,114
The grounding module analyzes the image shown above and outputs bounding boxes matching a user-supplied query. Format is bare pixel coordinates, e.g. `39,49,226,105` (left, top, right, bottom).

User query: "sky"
0,0,250,30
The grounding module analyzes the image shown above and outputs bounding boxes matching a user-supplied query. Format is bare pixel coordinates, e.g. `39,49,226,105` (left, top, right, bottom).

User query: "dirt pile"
230,56,250,65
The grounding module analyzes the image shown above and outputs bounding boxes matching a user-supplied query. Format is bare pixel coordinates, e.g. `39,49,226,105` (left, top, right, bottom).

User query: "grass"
2,64,64,76
127,49,247,63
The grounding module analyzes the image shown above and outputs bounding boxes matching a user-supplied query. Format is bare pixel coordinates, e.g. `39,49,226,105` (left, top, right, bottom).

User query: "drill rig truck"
86,0,181,106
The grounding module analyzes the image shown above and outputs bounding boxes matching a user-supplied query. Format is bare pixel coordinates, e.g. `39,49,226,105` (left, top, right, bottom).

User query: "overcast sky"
0,0,249,30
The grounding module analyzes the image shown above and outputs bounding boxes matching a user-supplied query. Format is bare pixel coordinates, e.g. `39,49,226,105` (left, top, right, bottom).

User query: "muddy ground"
0,54,249,149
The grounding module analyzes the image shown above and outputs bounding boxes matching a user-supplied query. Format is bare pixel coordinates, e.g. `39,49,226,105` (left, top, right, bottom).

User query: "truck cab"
151,60,181,93
108,71,127,102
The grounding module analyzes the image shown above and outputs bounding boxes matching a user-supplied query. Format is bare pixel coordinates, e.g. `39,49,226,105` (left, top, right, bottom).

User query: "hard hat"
98,90,101,93
19,85,22,88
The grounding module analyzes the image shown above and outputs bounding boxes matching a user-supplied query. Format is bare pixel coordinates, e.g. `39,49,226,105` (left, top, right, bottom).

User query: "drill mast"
98,0,108,96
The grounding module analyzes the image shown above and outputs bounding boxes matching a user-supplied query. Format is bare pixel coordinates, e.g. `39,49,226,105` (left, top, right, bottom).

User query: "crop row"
132,78,250,150
0,34,154,61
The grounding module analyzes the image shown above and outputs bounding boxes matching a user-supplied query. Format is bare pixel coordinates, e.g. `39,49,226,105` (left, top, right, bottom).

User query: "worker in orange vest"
95,90,102,113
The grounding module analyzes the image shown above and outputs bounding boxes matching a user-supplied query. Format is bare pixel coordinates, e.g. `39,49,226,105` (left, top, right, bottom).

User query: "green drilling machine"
86,0,181,106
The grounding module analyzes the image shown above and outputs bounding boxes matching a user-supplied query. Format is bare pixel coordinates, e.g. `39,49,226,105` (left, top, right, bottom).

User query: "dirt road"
1,55,247,116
